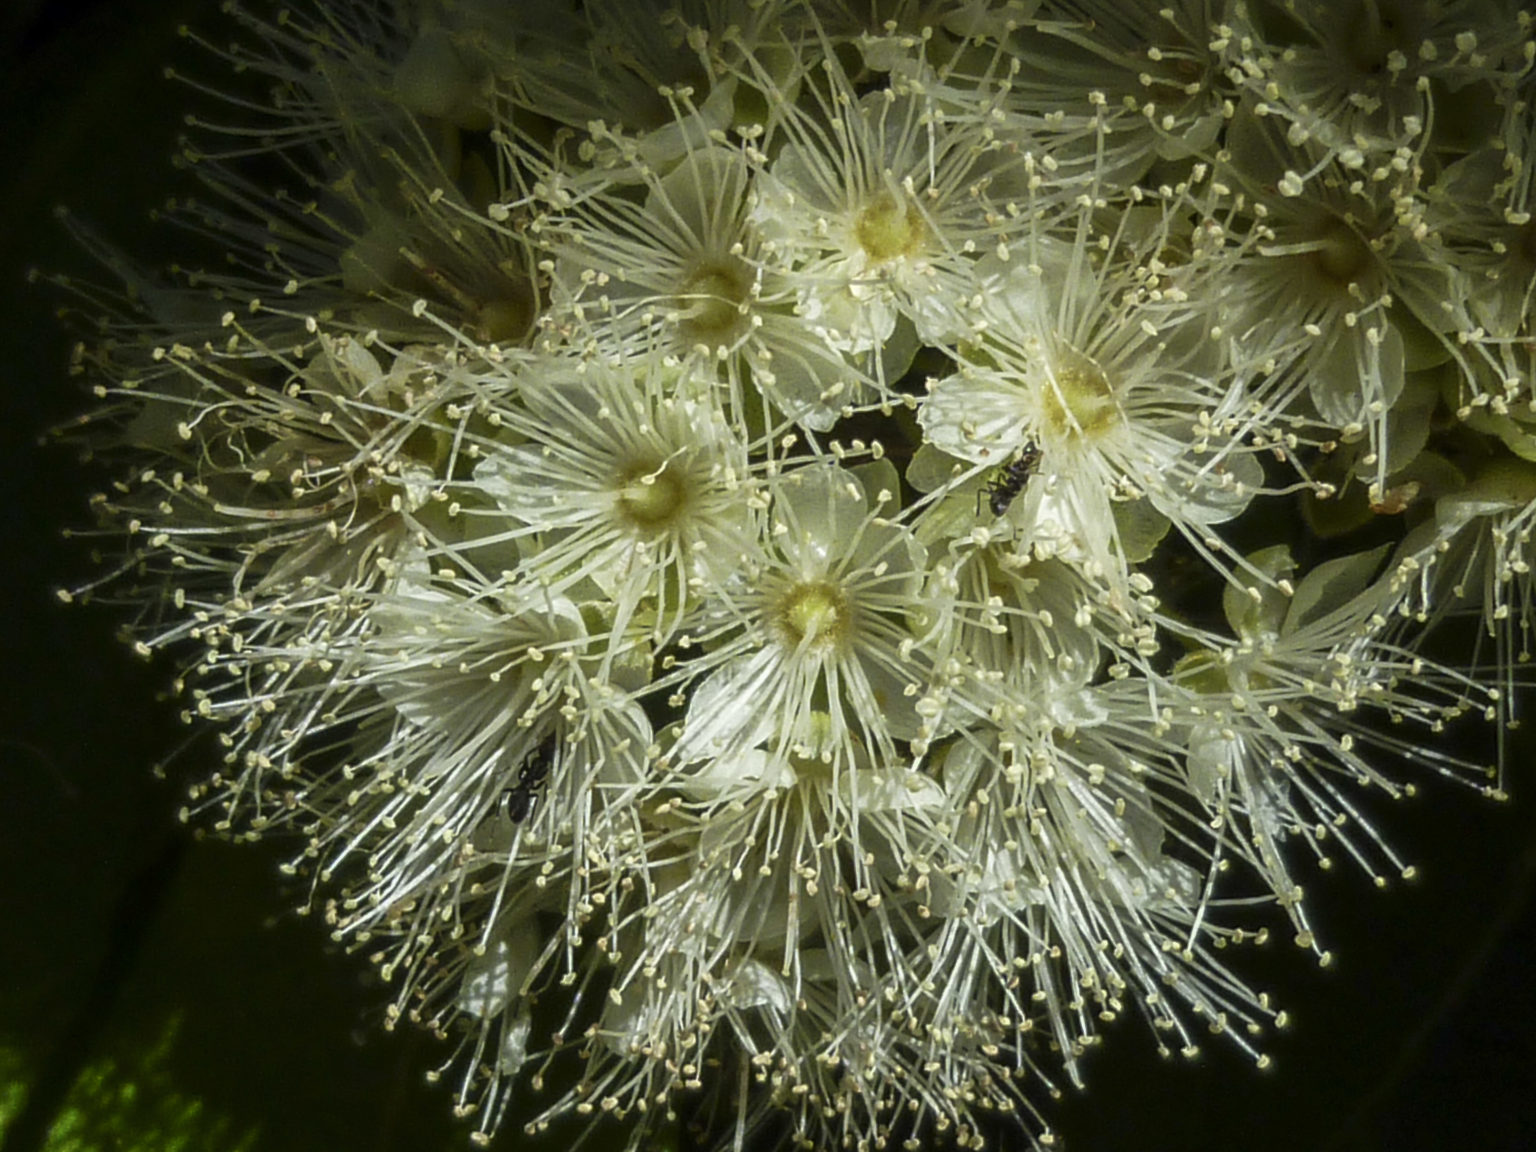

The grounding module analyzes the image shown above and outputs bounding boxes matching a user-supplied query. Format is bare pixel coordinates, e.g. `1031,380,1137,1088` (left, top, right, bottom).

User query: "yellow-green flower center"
1039,346,1121,441
678,258,753,346
1142,52,1206,104
1306,218,1375,287
854,193,928,264
774,580,850,651
472,293,537,344
615,459,689,531
1173,649,1233,695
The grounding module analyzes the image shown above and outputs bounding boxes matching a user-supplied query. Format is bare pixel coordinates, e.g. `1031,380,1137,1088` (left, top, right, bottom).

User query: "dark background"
1,3,1534,1150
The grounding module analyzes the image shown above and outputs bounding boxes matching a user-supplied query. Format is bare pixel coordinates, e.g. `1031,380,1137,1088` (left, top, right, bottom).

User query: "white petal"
918,371,1033,464
772,466,869,575
457,929,540,1018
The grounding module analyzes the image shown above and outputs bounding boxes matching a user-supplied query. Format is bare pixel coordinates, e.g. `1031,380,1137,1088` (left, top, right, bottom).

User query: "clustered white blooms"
57,0,1536,1148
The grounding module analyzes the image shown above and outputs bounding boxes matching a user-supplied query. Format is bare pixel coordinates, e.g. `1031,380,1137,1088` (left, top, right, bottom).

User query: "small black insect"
983,443,1042,517
501,735,556,824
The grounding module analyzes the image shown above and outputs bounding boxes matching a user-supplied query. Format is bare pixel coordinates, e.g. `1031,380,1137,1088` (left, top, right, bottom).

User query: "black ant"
982,443,1042,518
501,734,556,824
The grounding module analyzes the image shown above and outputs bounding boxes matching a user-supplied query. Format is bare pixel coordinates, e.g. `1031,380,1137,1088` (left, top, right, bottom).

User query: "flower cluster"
58,0,1534,1148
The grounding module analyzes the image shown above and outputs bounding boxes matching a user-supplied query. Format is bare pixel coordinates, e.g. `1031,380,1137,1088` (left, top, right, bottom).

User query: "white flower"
1393,454,1536,699
666,462,935,772
1225,0,1530,169
469,347,755,649
1170,542,1499,949
989,0,1231,182
57,0,1536,1149
920,201,1270,585
925,721,1275,1080
743,31,1036,351
305,559,651,928
1216,112,1478,492
538,136,877,431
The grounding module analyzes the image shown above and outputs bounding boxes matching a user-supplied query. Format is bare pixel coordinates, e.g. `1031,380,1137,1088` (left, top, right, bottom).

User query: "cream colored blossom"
56,0,1536,1149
